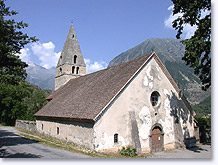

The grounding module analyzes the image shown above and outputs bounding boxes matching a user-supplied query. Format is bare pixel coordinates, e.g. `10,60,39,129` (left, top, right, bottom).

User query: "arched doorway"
151,124,163,152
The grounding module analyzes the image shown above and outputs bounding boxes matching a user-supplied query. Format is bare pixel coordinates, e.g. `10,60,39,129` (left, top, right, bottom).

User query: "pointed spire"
55,24,86,90
57,24,86,67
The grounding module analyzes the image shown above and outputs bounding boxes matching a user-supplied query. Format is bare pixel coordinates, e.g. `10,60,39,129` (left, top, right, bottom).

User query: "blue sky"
5,0,210,73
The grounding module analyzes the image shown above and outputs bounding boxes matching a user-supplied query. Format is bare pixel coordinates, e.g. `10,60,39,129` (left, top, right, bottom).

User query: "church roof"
35,52,194,122
57,24,86,67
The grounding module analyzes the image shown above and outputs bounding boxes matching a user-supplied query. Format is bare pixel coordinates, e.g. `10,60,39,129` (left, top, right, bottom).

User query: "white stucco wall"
36,119,94,149
93,57,195,153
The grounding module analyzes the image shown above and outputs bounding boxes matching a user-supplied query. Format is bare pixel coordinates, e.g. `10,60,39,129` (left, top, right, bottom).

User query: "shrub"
120,146,137,157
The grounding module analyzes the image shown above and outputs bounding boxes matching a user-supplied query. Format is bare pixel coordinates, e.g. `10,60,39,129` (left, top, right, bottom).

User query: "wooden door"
152,126,162,152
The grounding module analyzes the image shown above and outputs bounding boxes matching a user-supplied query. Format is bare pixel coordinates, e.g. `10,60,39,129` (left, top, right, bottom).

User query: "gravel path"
147,144,212,159
0,126,92,158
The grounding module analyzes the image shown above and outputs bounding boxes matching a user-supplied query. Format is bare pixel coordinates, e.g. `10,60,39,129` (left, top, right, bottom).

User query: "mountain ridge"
108,38,210,105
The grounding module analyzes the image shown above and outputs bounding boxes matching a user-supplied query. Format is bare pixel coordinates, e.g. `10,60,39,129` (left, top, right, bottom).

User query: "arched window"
59,68,62,74
41,124,43,130
114,133,118,143
57,127,59,135
74,55,77,64
72,66,75,74
150,91,160,106
76,67,79,74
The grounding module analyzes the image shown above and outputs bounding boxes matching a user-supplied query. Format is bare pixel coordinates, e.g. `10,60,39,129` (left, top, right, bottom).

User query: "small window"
57,127,59,135
114,133,118,143
41,124,43,130
60,68,62,74
150,91,160,106
74,55,77,64
76,67,79,74
72,66,75,74
72,34,75,38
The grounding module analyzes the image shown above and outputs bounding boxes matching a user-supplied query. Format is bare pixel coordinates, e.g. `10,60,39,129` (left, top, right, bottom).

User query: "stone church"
35,24,197,153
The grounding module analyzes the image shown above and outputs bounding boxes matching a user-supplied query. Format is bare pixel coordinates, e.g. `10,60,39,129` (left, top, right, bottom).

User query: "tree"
21,85,50,121
0,0,37,125
171,0,211,90
0,0,37,85
195,116,211,130
0,82,50,125
0,83,31,125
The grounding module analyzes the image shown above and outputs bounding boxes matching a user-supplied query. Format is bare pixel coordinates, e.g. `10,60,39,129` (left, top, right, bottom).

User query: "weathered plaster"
94,132,126,151
149,82,153,89
139,106,152,140
143,75,148,86
130,111,142,153
146,66,153,80
36,119,94,149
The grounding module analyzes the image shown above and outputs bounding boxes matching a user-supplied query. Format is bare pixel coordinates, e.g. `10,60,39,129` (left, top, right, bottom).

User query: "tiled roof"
35,52,153,121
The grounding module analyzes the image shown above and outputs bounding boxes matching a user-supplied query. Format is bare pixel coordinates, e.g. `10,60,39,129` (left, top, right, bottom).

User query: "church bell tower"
55,24,86,90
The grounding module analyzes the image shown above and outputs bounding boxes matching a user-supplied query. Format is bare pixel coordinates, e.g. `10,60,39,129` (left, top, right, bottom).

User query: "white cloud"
18,41,107,73
164,5,197,39
18,48,31,64
31,41,61,69
164,5,181,29
85,58,107,74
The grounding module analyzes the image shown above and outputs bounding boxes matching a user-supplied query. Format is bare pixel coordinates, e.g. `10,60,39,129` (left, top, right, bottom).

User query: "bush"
120,146,137,157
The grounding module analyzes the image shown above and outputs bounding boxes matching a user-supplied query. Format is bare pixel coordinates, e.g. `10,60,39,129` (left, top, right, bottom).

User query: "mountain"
108,38,211,105
25,62,55,90
193,96,211,116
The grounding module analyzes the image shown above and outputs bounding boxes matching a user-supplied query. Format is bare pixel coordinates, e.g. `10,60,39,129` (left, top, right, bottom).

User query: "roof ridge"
85,52,154,76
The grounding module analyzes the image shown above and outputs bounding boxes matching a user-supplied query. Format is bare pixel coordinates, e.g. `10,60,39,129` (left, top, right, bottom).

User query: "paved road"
0,126,212,159
147,144,212,159
0,126,92,158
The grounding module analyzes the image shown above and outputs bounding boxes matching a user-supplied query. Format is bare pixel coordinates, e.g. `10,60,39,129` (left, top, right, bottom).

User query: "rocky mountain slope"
25,62,55,90
108,38,210,105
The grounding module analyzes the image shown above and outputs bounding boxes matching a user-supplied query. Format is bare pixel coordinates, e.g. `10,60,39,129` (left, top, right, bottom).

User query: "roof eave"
35,115,95,123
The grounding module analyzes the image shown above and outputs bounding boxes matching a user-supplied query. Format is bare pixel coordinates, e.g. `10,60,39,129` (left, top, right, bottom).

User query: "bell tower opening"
72,66,75,74
76,67,79,74
74,55,77,64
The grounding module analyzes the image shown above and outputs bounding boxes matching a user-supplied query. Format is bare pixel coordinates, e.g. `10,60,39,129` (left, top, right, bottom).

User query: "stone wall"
15,120,36,132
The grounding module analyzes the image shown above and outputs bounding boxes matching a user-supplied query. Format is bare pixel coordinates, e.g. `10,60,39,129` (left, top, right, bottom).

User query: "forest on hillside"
0,82,51,125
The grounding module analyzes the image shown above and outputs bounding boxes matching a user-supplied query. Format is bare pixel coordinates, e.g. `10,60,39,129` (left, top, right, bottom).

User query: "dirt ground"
147,144,212,159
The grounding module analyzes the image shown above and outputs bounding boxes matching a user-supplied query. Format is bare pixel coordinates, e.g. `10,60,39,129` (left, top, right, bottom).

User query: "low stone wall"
15,120,36,133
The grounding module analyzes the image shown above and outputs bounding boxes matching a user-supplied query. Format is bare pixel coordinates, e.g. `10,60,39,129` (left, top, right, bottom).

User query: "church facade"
35,25,197,153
